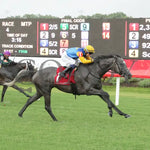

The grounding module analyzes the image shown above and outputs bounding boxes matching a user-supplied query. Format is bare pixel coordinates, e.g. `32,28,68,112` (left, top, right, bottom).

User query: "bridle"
111,56,121,74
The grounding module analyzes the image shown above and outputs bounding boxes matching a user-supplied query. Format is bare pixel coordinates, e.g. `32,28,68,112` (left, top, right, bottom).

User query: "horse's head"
26,61,35,71
17,61,35,71
112,55,132,80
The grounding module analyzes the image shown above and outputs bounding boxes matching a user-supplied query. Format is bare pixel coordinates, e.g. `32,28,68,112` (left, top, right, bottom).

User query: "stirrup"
60,72,67,79
56,72,66,83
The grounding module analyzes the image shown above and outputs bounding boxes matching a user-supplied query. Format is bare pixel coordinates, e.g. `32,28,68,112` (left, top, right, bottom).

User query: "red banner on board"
104,59,150,78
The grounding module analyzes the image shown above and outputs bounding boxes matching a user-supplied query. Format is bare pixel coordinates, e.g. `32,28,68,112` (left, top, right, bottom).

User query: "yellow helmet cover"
85,45,95,53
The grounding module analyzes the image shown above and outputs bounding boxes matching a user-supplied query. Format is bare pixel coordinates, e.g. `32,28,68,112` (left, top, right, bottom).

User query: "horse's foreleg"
44,93,57,121
12,85,31,98
98,90,113,117
1,85,8,102
88,88,130,118
18,93,42,117
1,85,31,102
99,89,130,118
87,88,113,117
109,101,131,118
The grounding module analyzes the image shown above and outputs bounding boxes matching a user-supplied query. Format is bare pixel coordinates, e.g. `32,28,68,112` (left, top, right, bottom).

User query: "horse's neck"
3,66,16,73
76,57,114,78
90,57,114,77
99,58,115,75
3,63,25,76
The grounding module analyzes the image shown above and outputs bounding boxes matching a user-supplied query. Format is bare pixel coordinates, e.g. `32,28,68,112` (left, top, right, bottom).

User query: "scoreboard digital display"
0,20,37,56
0,18,150,59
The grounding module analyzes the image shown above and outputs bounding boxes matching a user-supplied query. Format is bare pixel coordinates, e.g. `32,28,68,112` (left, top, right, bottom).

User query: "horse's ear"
27,61,32,66
113,55,120,61
114,54,121,58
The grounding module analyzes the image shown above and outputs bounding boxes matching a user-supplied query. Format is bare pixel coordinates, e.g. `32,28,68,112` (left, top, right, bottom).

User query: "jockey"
59,45,95,78
0,51,12,67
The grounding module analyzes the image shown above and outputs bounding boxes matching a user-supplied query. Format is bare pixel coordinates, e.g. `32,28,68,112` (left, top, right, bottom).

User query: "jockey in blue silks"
58,45,95,79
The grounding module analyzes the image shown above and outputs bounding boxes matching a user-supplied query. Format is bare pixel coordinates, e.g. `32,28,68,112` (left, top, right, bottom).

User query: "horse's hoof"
18,113,23,118
108,111,113,117
124,114,131,118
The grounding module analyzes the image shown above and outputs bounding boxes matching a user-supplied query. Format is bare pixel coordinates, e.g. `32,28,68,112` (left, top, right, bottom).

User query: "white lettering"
2,44,13,48
73,19,85,23
14,44,33,48
61,19,72,23
21,21,32,26
7,33,15,37
49,49,57,55
7,33,28,38
142,51,150,57
2,21,14,26
21,33,28,37
69,24,79,30
15,33,20,37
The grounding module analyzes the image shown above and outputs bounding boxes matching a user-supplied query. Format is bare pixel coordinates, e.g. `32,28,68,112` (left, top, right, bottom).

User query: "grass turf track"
0,84,150,150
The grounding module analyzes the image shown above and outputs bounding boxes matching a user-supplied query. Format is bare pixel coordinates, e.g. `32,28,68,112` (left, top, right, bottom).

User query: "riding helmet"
84,45,95,53
3,51,11,56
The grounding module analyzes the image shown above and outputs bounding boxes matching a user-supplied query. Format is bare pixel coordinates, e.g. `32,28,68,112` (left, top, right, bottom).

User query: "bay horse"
5,55,132,121
0,61,35,102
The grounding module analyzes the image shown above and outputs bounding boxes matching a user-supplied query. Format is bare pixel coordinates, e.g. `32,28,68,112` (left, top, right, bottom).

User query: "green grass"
0,84,150,150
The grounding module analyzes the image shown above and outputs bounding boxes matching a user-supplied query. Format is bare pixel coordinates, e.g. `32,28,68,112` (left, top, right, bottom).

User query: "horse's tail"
4,59,61,87
4,63,30,87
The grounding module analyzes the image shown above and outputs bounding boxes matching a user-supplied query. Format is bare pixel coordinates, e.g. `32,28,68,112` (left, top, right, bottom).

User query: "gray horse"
0,61,34,102
5,55,132,121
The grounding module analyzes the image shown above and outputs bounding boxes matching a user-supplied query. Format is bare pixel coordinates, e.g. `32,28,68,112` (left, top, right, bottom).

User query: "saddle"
54,66,76,85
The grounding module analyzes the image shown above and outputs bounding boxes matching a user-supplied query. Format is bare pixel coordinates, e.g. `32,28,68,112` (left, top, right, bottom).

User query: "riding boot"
59,66,72,79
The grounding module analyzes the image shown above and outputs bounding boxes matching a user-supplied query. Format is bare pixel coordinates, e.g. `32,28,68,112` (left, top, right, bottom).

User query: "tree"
63,15,72,19
107,12,131,18
5,12,131,19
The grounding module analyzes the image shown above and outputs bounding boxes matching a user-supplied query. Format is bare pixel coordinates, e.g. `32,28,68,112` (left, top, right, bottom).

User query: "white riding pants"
61,51,80,67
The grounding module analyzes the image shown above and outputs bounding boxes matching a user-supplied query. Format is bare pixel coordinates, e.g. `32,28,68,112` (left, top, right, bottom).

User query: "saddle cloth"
54,66,76,85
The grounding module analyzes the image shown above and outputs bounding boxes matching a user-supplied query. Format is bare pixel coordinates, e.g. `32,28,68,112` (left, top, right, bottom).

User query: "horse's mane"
95,54,121,60
93,54,121,64
2,61,17,67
